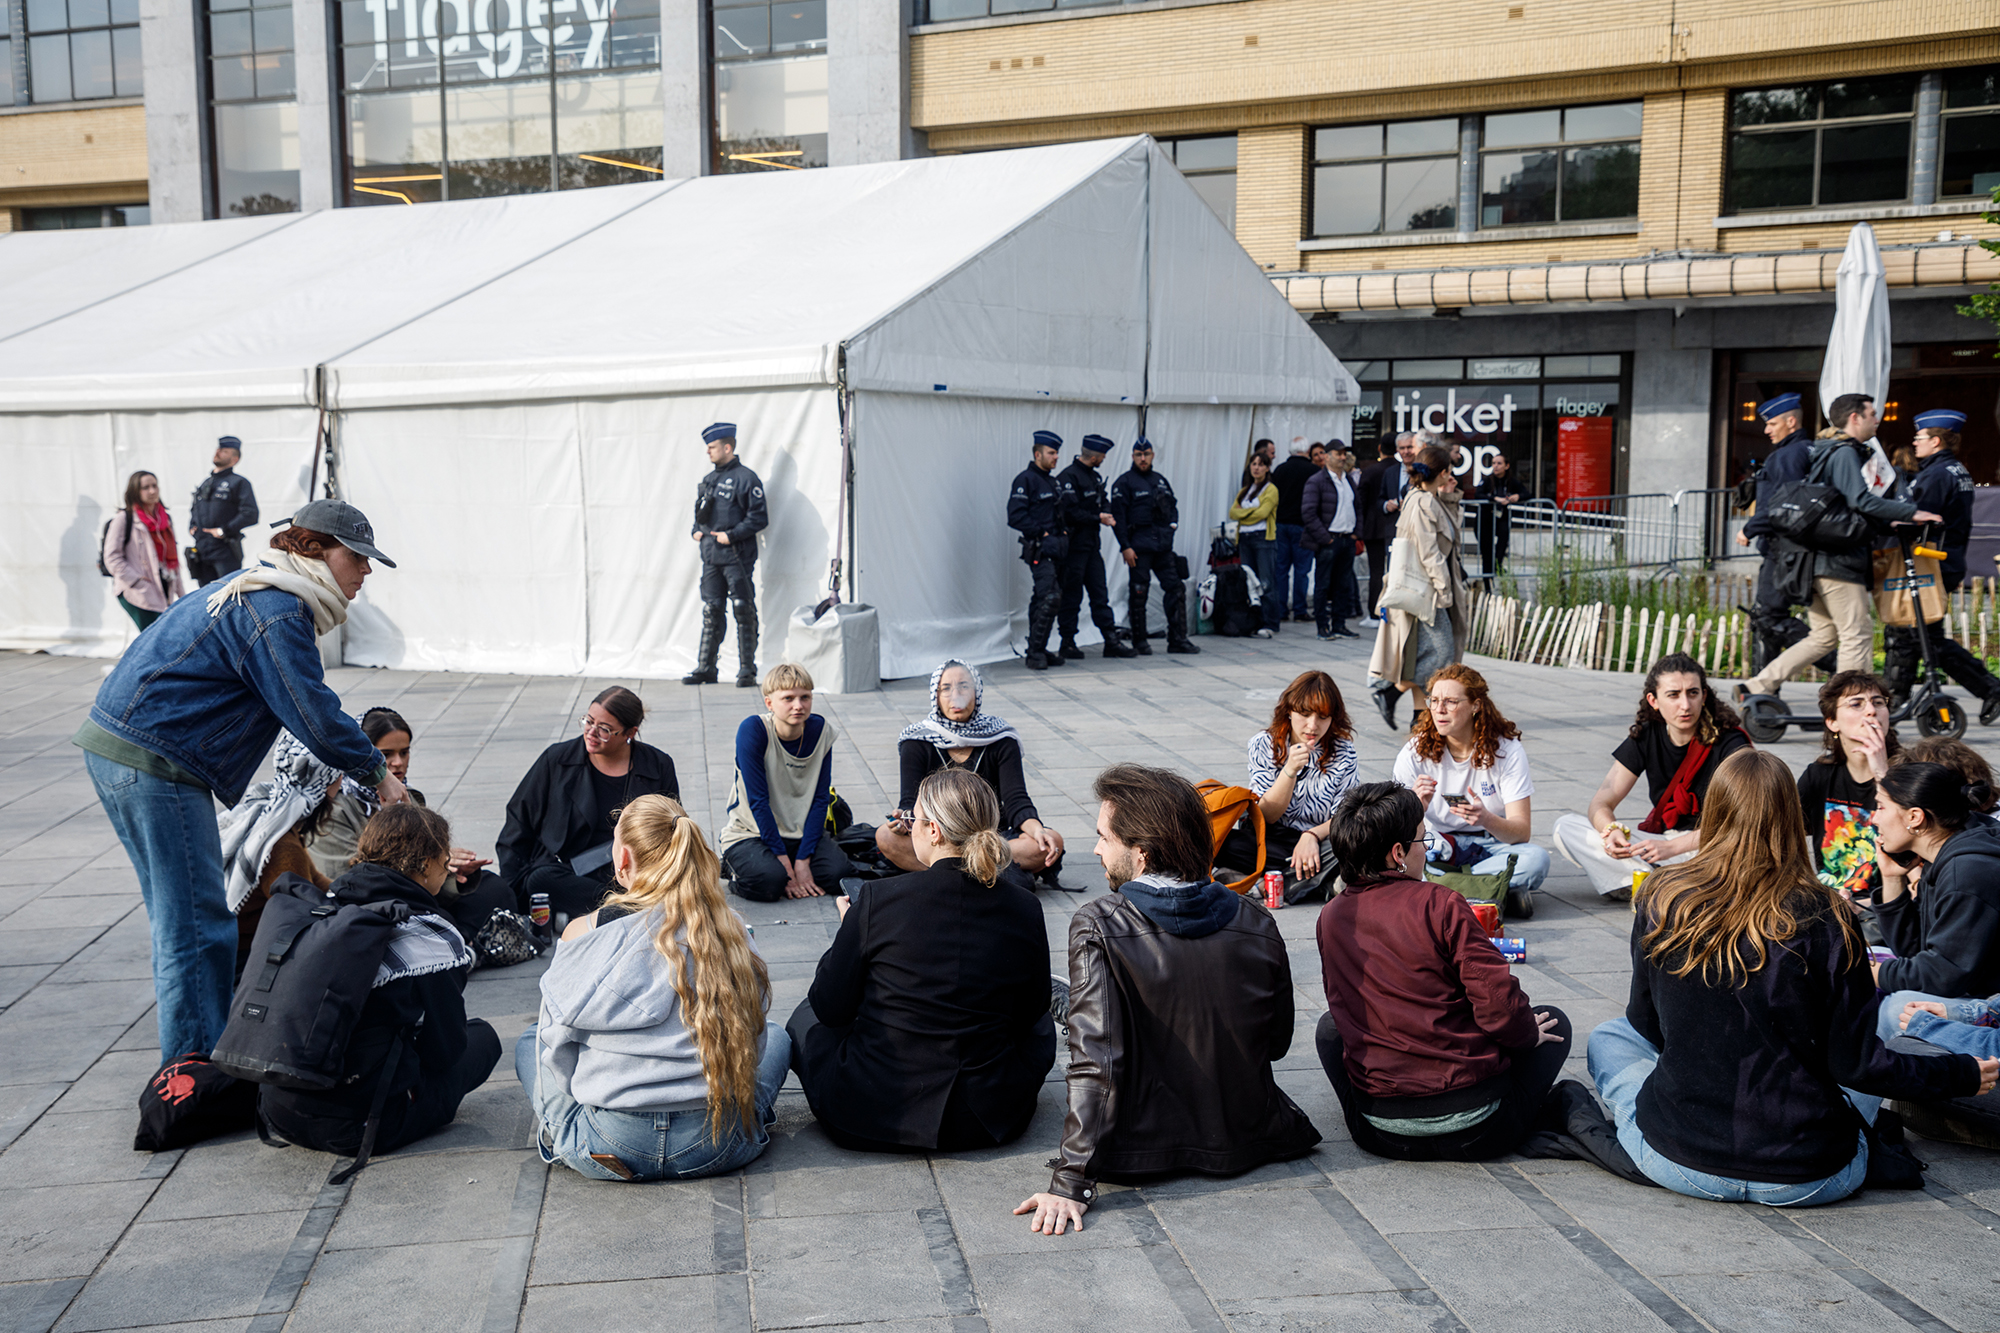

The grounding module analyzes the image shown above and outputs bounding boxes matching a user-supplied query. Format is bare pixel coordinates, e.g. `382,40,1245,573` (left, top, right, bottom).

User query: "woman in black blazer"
495,687,679,921
790,768,1056,1152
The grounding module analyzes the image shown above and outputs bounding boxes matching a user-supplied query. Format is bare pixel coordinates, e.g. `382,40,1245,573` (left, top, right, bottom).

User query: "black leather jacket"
1048,893,1320,1201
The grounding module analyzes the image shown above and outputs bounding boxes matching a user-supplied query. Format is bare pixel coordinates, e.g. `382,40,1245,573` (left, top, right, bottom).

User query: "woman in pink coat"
103,471,186,631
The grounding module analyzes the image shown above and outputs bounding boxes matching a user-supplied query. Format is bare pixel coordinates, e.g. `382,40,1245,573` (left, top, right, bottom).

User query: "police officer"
1735,393,1821,678
1007,430,1071,670
683,422,769,688
1055,434,1138,661
188,435,259,586
1110,437,1199,655
1885,409,2000,724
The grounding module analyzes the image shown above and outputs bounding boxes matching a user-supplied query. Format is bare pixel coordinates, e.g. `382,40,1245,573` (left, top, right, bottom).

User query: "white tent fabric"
0,136,1356,680
1820,222,1892,416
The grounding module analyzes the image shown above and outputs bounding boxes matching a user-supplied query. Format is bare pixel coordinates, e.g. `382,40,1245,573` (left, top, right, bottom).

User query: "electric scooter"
1739,522,1966,743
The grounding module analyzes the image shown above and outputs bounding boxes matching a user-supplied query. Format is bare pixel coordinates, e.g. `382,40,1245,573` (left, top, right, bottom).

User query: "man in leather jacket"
1015,764,1319,1234
683,423,769,688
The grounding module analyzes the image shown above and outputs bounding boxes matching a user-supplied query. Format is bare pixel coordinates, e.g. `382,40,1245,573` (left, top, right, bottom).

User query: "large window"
712,0,825,173
1726,76,1915,212
1480,102,1640,226
923,0,1147,19
340,0,664,207
23,203,149,226
1310,118,1457,237
210,0,298,217
2,4,15,104
23,0,140,103
1942,65,2000,200
1162,134,1235,232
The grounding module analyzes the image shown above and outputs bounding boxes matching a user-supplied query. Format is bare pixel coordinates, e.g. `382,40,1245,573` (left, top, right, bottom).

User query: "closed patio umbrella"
1820,222,1891,416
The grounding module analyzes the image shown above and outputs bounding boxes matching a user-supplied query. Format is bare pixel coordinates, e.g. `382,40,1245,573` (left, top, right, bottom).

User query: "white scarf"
217,732,342,913
205,549,350,636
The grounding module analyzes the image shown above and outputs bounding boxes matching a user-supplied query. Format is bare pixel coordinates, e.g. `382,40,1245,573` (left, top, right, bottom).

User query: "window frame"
1476,102,1642,229
710,0,829,175
1724,77,1918,214
1160,133,1237,233
1306,116,1460,240
21,0,141,104
208,0,301,219
1939,63,2000,200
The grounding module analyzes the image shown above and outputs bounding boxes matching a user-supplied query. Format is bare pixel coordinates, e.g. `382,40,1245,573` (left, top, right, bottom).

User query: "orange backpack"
1195,780,1265,893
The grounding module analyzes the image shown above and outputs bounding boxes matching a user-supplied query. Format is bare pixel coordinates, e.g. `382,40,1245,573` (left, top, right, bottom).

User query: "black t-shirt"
1611,726,1752,831
1796,761,1880,898
586,763,633,841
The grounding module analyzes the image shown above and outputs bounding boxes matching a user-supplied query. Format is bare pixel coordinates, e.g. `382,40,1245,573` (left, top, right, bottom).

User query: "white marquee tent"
0,136,1357,681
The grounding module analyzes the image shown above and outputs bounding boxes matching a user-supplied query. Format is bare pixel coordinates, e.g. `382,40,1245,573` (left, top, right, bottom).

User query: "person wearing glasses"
497,686,681,928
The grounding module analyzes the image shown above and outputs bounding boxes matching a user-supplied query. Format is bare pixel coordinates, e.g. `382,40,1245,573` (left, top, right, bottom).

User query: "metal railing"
1460,488,1753,581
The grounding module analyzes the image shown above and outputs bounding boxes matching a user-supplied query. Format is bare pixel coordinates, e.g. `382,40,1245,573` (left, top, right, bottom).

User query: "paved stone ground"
7,635,2000,1333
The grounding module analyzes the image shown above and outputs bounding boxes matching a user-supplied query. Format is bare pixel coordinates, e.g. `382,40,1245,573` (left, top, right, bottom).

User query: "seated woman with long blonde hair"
1588,749,1996,1206
516,795,787,1181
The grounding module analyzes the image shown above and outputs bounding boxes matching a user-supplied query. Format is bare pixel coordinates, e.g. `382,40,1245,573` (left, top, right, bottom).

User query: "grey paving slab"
1329,1159,1549,1236
964,1246,1208,1333
745,1211,950,1328
138,1134,335,1222
528,1174,729,1285
284,1237,507,1333
1657,1268,1904,1333
518,1275,738,1333
1153,1185,1400,1301
0,1180,158,1282
52,1208,306,1332
1523,1161,1818,1277
325,1149,536,1249
1786,1193,2000,1331
1217,1292,1461,1332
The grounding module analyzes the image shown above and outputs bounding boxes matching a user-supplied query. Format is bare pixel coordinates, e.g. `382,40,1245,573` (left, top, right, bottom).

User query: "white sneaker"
1253,628,1274,639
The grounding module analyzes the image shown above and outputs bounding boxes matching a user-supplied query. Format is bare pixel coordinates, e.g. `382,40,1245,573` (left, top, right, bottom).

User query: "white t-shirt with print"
1392,736,1534,835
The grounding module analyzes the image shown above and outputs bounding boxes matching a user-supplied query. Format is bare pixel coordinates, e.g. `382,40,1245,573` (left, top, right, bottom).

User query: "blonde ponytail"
916,769,1007,887
599,795,770,1142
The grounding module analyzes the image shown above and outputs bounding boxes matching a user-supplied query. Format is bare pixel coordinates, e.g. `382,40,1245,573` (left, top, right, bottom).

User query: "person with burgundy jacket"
1315,781,1571,1161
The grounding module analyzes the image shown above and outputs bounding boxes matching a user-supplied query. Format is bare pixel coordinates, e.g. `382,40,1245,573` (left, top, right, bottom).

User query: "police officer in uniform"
1885,409,2000,724
1055,434,1137,660
683,422,770,688
1007,430,1071,670
188,435,259,586
1110,437,1199,655
1736,393,1822,679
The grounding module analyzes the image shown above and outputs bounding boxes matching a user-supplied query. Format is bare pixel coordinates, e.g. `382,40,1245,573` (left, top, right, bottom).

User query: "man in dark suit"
1354,433,1409,614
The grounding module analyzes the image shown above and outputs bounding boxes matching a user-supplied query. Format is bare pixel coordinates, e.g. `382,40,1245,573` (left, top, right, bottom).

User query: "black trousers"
1127,547,1185,615
1885,621,2000,701
1315,1009,1570,1162
1313,540,1358,630
700,559,757,620
521,862,616,920
1058,537,1119,640
1363,538,1389,615
1023,548,1063,652
786,999,1018,1153
725,837,856,902
261,1019,503,1158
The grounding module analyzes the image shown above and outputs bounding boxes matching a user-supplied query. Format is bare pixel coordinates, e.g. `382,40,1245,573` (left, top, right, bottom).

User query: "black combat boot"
1164,592,1201,654
682,607,723,684
1128,597,1153,655
734,615,759,688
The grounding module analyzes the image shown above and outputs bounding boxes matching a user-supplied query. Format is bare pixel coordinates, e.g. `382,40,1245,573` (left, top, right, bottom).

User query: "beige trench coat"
1367,489,1468,688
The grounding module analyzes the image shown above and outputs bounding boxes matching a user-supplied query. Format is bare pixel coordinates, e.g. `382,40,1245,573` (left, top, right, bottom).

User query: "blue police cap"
1032,430,1063,449
701,422,736,444
1132,436,1154,452
217,435,242,451
1915,409,1967,432
1079,434,1113,455
1756,393,1801,421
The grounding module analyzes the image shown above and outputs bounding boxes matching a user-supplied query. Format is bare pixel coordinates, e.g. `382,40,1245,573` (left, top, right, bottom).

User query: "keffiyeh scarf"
217,732,343,913
375,912,475,987
897,659,1021,750
205,549,351,636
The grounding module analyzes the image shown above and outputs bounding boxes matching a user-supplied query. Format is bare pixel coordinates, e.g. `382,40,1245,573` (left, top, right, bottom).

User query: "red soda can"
1262,871,1284,910
1470,901,1501,935
530,892,551,928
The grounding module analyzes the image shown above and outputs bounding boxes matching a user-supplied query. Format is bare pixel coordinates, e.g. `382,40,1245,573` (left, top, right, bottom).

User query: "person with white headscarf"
217,732,342,973
874,660,1067,886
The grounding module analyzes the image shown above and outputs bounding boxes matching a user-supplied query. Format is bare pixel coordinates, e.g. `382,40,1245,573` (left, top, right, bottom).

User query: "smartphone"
1442,791,1470,809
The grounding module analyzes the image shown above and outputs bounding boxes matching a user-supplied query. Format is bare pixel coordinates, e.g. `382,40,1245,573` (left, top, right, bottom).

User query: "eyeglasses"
580,717,625,737
1429,697,1468,711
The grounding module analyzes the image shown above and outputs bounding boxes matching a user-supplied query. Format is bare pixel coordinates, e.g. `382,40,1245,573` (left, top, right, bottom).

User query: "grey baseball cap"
278,499,396,568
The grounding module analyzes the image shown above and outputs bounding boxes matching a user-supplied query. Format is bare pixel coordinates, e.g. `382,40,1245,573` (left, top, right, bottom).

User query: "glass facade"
210,0,299,217
1347,355,1627,500
1726,75,1916,211
1161,134,1235,232
1311,118,1458,237
23,202,149,226
340,0,664,206
23,0,140,103
924,0,1147,18
712,0,825,172
1942,64,2000,199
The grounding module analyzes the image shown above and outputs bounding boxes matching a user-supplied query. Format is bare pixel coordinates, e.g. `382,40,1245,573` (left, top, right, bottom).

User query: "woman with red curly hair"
1221,670,1359,898
1392,665,1548,919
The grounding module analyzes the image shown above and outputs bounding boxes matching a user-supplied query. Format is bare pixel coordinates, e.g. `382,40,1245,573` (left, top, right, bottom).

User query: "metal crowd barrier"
1460,488,1753,581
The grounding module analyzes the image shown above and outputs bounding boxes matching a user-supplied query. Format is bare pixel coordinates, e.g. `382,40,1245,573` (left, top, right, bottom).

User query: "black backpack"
96,509,134,578
1762,440,1875,552
1207,565,1261,637
212,874,413,1180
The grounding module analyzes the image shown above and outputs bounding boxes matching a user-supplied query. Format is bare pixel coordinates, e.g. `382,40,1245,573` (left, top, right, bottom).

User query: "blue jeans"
1240,532,1282,627
1903,1005,2000,1059
1428,832,1550,892
1275,523,1311,617
85,750,234,1062
1588,1017,1871,1206
516,1020,791,1181
1877,988,1954,1045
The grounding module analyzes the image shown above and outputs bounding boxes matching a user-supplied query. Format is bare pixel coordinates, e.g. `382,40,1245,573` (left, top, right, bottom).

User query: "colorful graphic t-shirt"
1797,762,1879,898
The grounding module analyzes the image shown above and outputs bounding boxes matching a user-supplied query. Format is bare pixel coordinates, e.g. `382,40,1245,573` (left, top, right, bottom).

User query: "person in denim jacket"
1898,994,2000,1060
73,500,405,1064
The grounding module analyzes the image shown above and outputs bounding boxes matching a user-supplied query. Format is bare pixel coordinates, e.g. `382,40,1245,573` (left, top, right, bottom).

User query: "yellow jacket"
1229,483,1279,541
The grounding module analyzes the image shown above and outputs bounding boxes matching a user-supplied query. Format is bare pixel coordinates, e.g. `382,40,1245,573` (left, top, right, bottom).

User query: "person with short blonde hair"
518,795,788,1181
719,664,856,900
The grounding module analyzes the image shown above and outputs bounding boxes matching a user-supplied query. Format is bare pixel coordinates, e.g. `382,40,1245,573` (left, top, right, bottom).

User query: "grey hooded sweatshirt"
533,908,769,1112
